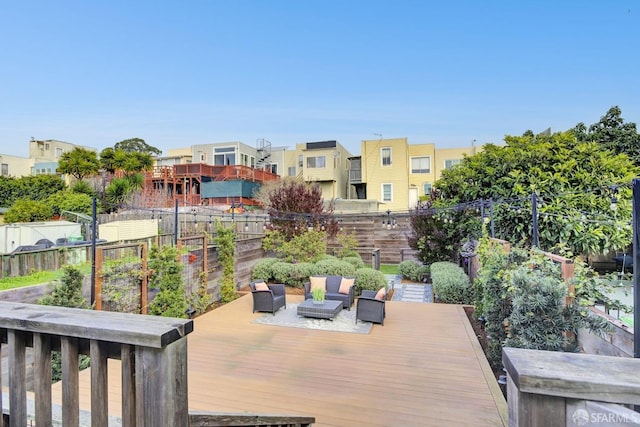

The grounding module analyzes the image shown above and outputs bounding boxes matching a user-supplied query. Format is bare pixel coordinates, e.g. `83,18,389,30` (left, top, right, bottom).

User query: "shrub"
271,261,294,285
398,260,429,282
314,258,356,277
147,245,188,318
288,262,317,288
262,229,326,263
354,268,387,295
334,230,359,258
341,255,365,270
38,265,91,382
430,262,472,304
475,239,511,369
251,258,280,282
5,198,53,223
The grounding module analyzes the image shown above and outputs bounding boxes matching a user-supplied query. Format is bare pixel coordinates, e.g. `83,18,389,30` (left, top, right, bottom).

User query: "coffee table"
297,299,342,320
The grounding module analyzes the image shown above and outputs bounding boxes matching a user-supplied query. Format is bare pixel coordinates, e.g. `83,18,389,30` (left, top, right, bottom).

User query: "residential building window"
55,148,63,158
306,156,326,168
381,183,393,202
288,166,296,176
411,156,431,174
250,156,255,168
423,182,432,195
298,155,303,168
214,147,236,165
45,143,50,150
1,163,8,176
445,159,462,169
240,153,249,166
268,164,277,174
198,152,206,162
381,147,392,166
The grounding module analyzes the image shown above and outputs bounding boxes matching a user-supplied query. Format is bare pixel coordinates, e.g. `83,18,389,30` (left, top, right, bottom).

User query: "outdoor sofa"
303,275,356,310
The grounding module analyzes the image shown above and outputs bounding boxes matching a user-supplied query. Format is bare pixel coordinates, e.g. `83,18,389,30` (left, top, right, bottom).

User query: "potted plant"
312,287,325,305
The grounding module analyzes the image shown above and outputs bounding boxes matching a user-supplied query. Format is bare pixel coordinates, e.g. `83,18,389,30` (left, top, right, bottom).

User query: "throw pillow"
339,277,355,294
309,276,327,292
254,282,269,291
375,288,386,301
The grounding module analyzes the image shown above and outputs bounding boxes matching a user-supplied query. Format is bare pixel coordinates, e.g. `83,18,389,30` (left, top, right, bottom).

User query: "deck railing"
0,302,314,426
0,301,193,426
503,347,640,427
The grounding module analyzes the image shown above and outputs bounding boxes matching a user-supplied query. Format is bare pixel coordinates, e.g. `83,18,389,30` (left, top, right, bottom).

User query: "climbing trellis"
177,235,208,300
95,242,148,314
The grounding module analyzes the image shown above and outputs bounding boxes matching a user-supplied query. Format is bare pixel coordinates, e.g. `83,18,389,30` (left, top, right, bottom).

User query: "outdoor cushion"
254,282,269,291
310,276,327,291
375,288,386,301
339,277,355,294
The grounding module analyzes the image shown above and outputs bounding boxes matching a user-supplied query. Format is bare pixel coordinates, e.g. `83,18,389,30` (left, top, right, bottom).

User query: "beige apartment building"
0,154,33,178
283,140,353,201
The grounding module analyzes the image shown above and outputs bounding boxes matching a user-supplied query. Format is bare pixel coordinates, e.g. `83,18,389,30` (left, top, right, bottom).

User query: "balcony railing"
0,302,314,426
349,170,362,183
503,347,640,427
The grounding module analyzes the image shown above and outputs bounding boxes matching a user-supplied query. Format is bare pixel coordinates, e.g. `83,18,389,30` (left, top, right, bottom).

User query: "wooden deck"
53,294,507,426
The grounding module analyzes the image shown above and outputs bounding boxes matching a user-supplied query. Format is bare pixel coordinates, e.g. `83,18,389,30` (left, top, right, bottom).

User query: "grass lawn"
380,264,399,275
0,263,92,291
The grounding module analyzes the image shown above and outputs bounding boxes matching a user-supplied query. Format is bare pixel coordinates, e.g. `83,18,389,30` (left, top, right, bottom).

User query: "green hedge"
430,262,472,304
398,260,429,282
354,268,387,295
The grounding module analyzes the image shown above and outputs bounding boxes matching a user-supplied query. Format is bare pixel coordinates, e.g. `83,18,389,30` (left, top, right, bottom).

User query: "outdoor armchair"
355,289,386,326
250,281,286,315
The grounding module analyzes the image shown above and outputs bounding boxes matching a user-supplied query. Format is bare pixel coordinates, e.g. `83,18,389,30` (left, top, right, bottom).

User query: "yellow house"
350,138,481,212
283,140,352,200
353,138,436,211
434,146,479,179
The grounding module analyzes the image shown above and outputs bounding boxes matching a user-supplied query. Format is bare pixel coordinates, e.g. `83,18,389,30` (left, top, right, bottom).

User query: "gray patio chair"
355,289,386,326
250,281,286,315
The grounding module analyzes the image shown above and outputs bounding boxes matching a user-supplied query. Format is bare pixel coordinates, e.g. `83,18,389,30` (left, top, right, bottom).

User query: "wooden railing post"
0,302,193,426
504,347,640,427
136,339,189,426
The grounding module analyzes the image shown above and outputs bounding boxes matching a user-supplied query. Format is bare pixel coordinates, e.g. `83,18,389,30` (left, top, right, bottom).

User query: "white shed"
0,221,82,254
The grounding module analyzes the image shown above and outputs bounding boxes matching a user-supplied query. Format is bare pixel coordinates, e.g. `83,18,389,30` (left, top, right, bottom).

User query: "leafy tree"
46,190,95,216
575,106,640,166
148,245,188,318
409,194,481,265
4,198,53,223
266,179,338,239
99,147,118,174
57,147,100,180
100,148,153,176
0,175,67,208
433,130,637,256
71,180,97,197
105,177,133,207
114,138,162,156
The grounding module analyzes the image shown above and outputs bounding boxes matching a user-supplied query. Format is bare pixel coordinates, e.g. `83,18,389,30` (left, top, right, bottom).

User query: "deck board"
52,294,507,426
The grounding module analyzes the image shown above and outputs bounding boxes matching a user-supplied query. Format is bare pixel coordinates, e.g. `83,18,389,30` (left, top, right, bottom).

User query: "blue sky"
1,1,638,157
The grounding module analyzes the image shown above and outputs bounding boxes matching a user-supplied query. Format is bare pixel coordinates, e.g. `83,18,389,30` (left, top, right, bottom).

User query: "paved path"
384,274,433,303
